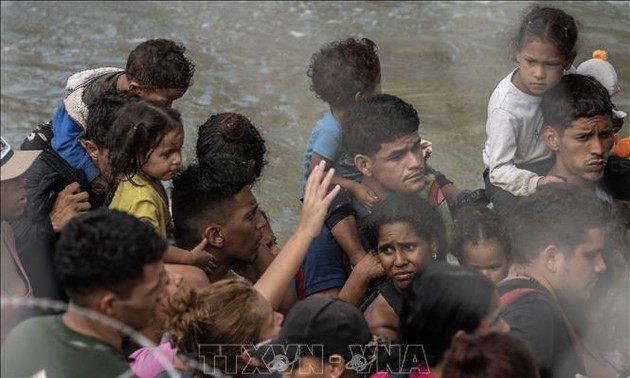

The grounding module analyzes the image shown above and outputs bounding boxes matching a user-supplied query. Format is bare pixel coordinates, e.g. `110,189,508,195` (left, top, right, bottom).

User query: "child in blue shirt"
302,37,382,209
51,39,195,192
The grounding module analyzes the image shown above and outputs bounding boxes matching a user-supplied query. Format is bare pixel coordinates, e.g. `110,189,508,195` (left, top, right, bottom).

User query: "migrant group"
1,4,629,378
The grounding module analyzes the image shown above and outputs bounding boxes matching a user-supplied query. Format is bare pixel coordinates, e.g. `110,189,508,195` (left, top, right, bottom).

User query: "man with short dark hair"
299,94,454,301
1,208,168,378
541,73,628,201
498,184,609,378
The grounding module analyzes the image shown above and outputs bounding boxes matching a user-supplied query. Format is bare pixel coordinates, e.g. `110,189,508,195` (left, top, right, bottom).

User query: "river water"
1,1,629,242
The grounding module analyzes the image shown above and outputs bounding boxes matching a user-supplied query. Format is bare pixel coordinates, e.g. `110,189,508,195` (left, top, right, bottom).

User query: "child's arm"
485,109,560,196
51,105,100,184
255,161,340,310
309,152,379,209
164,241,216,275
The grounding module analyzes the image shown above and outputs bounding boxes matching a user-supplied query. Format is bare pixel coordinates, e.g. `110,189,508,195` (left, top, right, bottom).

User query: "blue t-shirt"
301,109,361,195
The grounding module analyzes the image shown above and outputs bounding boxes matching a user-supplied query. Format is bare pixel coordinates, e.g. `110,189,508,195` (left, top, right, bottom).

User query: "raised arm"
255,161,340,309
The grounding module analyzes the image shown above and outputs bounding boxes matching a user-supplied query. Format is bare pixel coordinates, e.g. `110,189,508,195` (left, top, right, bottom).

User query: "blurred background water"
1,1,629,243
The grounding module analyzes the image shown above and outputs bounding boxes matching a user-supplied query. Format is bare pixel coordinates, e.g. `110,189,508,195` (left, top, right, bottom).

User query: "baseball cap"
251,297,373,371
1,136,41,181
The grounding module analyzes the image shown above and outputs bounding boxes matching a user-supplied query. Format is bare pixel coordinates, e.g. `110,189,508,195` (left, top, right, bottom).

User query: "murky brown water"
2,1,629,242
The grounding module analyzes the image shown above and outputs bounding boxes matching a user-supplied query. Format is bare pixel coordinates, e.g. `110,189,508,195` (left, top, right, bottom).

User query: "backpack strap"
500,286,586,370
379,280,403,316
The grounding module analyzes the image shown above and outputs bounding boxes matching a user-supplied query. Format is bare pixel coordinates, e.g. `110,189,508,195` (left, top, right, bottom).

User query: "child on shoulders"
51,39,195,193
482,5,579,214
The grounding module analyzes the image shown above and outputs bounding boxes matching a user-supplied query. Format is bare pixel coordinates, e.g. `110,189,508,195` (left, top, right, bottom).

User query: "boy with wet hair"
302,37,382,210
51,38,195,192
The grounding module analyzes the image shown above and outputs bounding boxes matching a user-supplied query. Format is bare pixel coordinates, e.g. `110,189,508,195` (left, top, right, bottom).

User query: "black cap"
251,297,373,371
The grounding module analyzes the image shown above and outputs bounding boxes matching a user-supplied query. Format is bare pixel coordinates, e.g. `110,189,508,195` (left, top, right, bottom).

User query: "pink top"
129,342,177,378
1,221,32,298
370,364,435,378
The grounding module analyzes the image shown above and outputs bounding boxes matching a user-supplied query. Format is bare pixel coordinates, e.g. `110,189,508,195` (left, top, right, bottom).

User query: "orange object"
611,136,630,158
592,49,608,60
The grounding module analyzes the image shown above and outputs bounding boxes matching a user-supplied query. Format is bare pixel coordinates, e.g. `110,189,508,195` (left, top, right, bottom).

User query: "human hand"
536,175,566,188
49,182,91,232
350,182,380,210
354,252,385,280
298,160,341,239
188,238,216,275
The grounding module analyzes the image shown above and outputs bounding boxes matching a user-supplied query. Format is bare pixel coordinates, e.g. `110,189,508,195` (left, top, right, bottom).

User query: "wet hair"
54,208,166,306
510,5,578,61
171,155,256,250
196,112,267,179
163,279,265,373
126,38,195,91
542,74,613,132
400,263,496,368
452,206,511,263
308,37,381,109
508,184,609,264
441,332,539,378
85,89,139,149
107,100,183,184
342,94,419,158
361,192,447,260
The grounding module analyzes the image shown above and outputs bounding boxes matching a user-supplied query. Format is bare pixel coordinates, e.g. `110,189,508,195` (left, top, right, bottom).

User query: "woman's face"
257,294,284,342
377,222,435,292
474,293,510,335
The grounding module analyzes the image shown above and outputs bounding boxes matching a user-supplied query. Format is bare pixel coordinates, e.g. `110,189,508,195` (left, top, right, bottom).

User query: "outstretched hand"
298,160,341,239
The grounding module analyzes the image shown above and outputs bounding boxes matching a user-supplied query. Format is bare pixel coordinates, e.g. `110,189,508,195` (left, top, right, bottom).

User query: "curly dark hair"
126,38,195,90
508,183,610,263
107,100,183,185
451,206,511,262
54,208,167,305
361,192,447,260
542,74,613,132
171,154,256,250
196,112,267,179
510,5,579,61
307,37,381,109
85,89,139,149
342,94,420,158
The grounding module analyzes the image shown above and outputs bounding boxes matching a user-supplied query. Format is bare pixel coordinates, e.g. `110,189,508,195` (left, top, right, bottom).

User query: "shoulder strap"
499,287,542,308
379,280,403,316
500,286,586,370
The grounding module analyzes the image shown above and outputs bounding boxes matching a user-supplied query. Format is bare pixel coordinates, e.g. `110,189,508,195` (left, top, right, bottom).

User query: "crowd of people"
1,3,629,378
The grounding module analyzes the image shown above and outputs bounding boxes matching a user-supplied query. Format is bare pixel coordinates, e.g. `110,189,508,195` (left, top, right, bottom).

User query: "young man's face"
220,187,266,265
554,227,607,302
551,115,614,186
114,260,168,330
365,132,426,195
0,177,27,220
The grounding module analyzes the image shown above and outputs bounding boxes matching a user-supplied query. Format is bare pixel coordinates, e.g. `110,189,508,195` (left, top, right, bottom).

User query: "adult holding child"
482,5,579,214
51,38,195,194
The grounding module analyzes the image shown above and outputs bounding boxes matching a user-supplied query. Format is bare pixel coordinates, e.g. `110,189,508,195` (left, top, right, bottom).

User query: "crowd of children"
1,3,629,378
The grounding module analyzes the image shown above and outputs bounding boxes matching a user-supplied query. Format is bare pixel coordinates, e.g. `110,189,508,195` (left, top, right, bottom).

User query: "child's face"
142,129,183,181
377,221,434,292
136,87,186,108
513,39,571,96
461,238,509,284
0,177,27,220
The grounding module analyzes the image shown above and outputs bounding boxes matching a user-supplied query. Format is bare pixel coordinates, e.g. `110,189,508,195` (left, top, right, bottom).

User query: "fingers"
304,160,326,200
191,238,209,253
60,182,82,195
